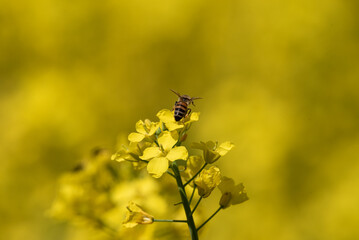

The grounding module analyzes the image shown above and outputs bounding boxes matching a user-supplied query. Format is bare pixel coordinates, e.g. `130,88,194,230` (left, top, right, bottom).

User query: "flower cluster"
112,109,198,178
49,148,187,240
112,109,248,239
49,107,248,240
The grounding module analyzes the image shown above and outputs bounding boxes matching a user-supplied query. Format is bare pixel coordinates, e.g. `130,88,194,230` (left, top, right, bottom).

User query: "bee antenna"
191,97,203,100
170,89,182,97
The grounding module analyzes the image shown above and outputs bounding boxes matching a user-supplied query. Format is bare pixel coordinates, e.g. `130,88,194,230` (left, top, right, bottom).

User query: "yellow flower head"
191,141,234,164
111,141,153,169
140,131,188,178
128,119,160,142
156,109,200,131
218,176,249,209
123,202,154,228
194,166,221,198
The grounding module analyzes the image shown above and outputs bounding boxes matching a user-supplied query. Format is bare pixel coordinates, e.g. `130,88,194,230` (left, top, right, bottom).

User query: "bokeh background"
1,0,359,239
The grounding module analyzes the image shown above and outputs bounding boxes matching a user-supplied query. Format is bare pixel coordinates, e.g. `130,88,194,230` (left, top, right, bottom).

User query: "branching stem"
191,196,202,214
154,219,187,223
197,206,223,231
166,170,176,178
171,163,199,240
189,184,197,205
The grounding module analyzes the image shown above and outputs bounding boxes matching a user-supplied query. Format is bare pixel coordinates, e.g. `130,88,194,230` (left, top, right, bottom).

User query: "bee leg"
185,108,192,118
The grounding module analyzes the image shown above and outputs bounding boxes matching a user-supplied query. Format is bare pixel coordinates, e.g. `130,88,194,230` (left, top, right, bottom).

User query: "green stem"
154,219,187,223
184,163,208,187
197,206,223,231
189,184,197,205
174,201,183,206
176,123,192,146
191,196,202,214
171,163,199,240
166,170,176,178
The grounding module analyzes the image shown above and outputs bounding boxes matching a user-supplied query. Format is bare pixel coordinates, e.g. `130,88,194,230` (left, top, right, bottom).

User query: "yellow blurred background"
1,0,359,239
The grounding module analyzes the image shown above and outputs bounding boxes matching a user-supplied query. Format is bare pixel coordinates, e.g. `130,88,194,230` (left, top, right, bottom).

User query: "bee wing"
170,89,182,97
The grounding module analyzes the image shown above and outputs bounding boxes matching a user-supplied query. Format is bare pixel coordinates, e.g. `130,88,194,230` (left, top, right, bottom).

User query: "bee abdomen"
174,101,188,121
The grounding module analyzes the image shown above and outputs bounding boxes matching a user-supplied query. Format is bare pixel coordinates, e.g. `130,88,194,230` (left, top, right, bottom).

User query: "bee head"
170,89,202,106
180,95,192,105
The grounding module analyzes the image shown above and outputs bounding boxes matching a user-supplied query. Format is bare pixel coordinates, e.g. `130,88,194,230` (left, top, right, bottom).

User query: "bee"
170,89,202,121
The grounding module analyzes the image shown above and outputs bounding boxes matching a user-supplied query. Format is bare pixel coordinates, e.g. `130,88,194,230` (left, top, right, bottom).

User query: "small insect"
170,89,202,121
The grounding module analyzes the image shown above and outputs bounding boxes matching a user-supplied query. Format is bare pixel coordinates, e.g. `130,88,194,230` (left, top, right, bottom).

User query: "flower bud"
180,133,188,142
219,192,232,209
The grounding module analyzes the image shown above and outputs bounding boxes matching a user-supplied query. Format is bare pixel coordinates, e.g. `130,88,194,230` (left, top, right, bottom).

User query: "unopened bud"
219,192,232,209
180,133,188,142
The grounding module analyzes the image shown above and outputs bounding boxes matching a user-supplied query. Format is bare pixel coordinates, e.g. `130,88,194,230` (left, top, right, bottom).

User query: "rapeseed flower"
128,119,160,142
140,131,188,178
194,166,221,198
111,141,153,169
218,176,249,209
191,141,234,163
123,202,154,228
156,109,200,131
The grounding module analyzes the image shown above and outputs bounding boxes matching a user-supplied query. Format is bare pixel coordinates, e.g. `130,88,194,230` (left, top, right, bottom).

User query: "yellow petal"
127,201,142,212
218,176,235,194
205,141,216,150
165,121,184,131
123,202,154,228
187,155,204,173
216,141,234,156
112,148,137,162
181,155,204,184
156,109,174,123
204,150,221,164
135,120,147,135
123,220,138,228
128,132,145,142
166,146,188,161
194,166,221,198
191,141,221,163
187,112,200,123
191,142,207,150
147,122,160,136
144,119,152,128
147,157,169,178
140,147,162,160
131,141,153,156
158,131,178,152
132,161,147,170
231,183,249,205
